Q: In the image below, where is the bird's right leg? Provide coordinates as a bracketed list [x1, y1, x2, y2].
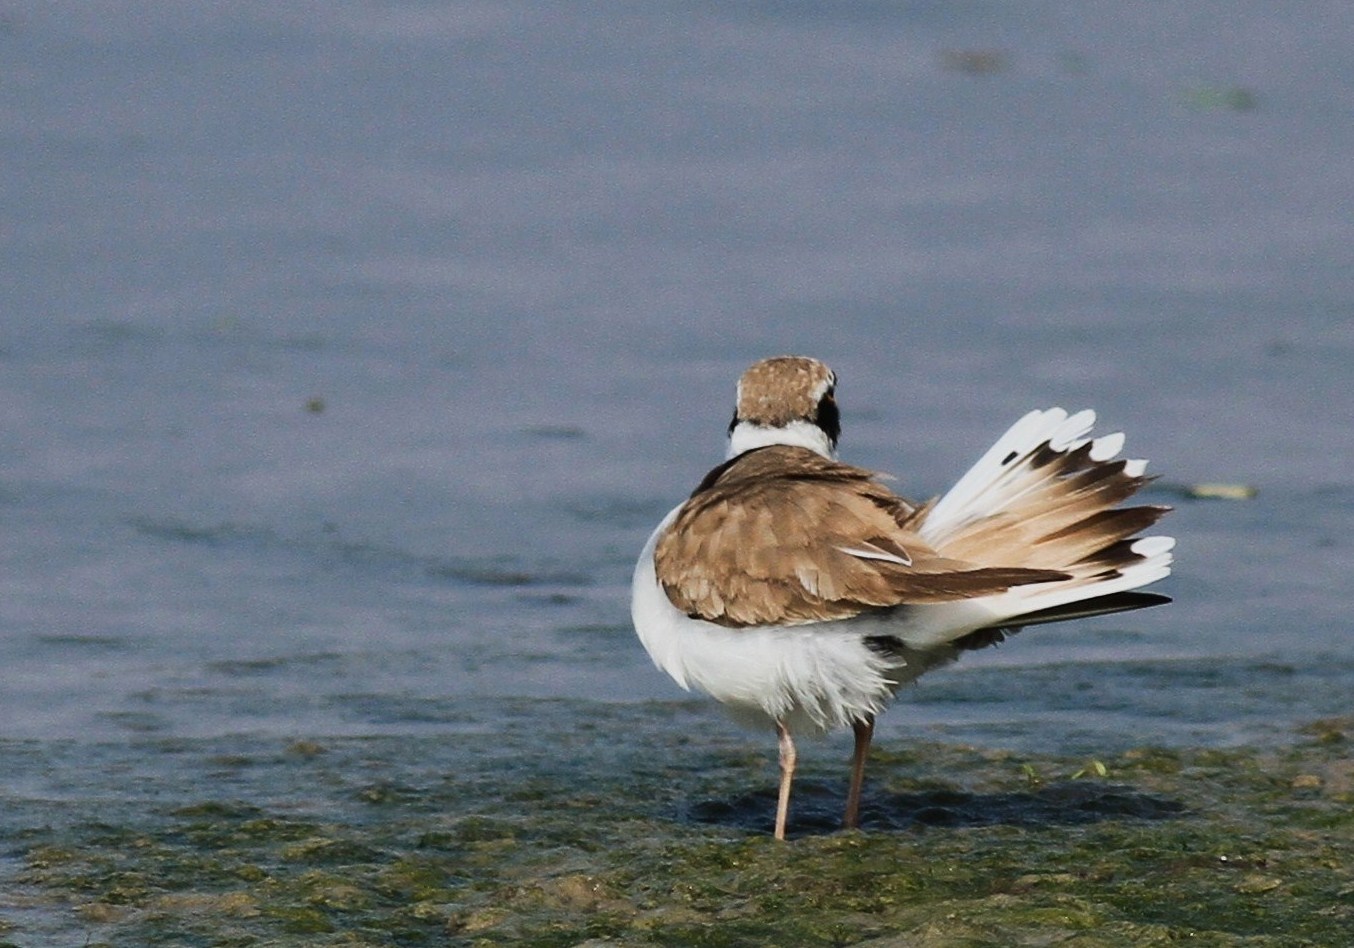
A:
[774, 721, 796, 841]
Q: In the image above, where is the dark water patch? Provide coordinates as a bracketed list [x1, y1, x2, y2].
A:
[206, 652, 346, 678]
[907, 655, 1354, 751]
[320, 694, 495, 729]
[127, 515, 281, 548]
[33, 633, 133, 652]
[425, 558, 592, 588]
[515, 590, 582, 607]
[96, 711, 171, 735]
[558, 622, 632, 640]
[129, 516, 412, 578]
[690, 780, 1184, 837]
[126, 514, 370, 577]
[317, 535, 598, 591]
[521, 423, 587, 439]
[329, 537, 601, 590]
[127, 513, 599, 590]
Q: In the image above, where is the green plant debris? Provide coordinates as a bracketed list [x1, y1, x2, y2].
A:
[1185, 482, 1259, 501]
[2, 713, 1352, 945]
[1154, 481, 1259, 501]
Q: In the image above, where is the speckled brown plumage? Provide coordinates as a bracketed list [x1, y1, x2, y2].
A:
[653, 445, 1070, 628]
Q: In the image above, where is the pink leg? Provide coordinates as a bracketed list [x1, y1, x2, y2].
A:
[844, 716, 874, 830]
[774, 721, 796, 841]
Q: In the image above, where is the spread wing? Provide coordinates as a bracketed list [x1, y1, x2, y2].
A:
[653, 447, 1068, 628]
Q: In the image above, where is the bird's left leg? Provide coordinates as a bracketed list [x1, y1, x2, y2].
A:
[844, 715, 875, 830]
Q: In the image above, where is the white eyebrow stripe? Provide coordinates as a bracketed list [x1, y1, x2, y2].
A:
[836, 545, 913, 567]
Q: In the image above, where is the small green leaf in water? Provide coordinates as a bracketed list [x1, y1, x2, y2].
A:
[1071, 759, 1109, 780]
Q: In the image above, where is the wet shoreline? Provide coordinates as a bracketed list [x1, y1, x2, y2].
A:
[3, 703, 1350, 946]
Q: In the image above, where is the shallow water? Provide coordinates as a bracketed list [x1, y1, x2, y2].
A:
[3, 2, 1353, 943]
[1, 709, 1350, 946]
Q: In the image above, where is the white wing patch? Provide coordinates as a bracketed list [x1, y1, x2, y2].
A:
[836, 544, 913, 567]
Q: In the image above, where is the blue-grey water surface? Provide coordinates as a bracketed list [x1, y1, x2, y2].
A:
[2, 5, 1353, 938]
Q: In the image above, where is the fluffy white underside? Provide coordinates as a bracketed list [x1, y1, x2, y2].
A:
[632, 511, 911, 735]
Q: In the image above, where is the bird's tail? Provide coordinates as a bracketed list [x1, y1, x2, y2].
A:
[913, 408, 1174, 631]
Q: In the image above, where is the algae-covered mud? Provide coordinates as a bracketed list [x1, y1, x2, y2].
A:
[2, 703, 1350, 946]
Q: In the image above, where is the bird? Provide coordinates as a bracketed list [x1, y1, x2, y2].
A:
[631, 355, 1174, 840]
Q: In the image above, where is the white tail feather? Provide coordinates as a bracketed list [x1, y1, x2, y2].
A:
[907, 407, 1173, 646]
[923, 409, 1100, 546]
[980, 537, 1175, 621]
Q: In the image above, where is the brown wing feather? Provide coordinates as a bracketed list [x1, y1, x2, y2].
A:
[927, 443, 1171, 581]
[654, 447, 1068, 628]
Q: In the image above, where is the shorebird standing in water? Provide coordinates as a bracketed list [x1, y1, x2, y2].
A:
[632, 356, 1173, 840]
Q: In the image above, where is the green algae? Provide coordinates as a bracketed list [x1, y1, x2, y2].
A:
[2, 709, 1352, 946]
